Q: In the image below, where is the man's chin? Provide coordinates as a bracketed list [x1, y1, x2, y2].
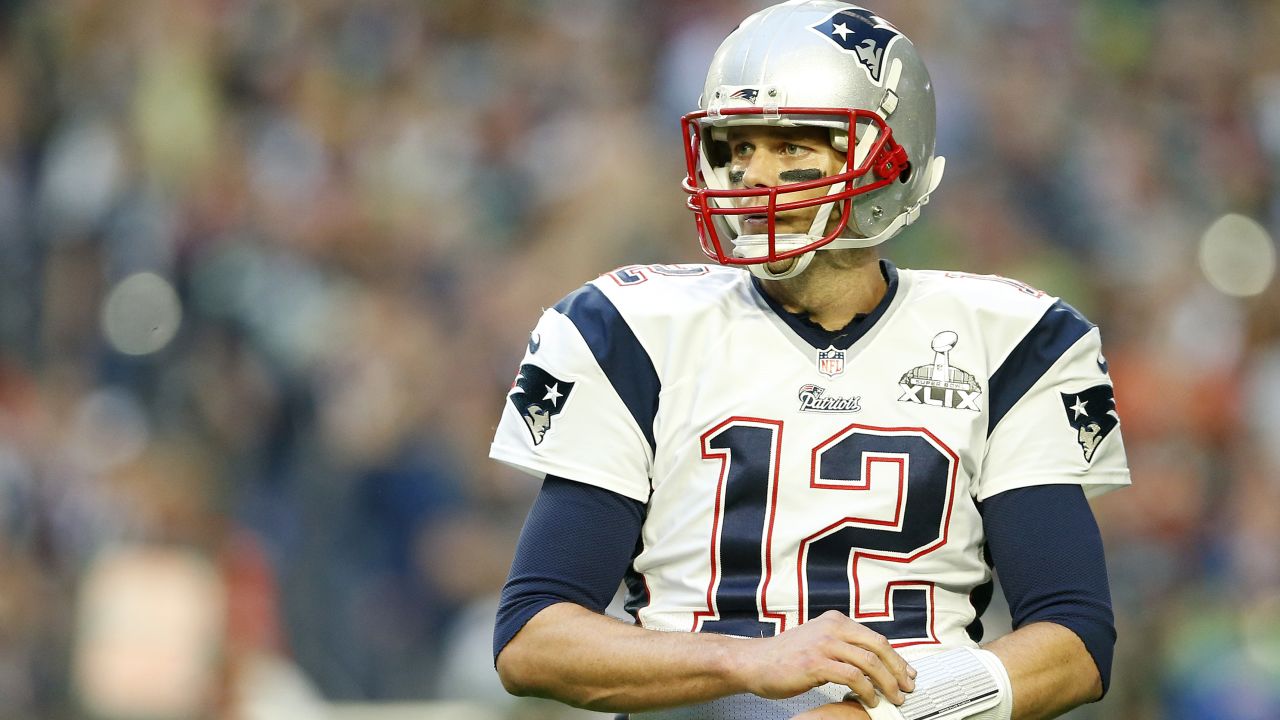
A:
[764, 257, 797, 275]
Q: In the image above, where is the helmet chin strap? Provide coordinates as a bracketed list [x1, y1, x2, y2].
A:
[738, 163, 848, 281]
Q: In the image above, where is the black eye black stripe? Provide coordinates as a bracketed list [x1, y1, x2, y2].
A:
[727, 168, 823, 185]
[779, 168, 823, 182]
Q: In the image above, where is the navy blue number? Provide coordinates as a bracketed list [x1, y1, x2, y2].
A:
[696, 419, 786, 636]
[697, 421, 954, 645]
[802, 430, 952, 644]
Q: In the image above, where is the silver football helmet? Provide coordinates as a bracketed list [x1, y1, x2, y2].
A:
[681, 0, 945, 279]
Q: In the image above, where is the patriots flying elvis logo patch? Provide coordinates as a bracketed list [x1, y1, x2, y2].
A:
[509, 364, 575, 446]
[1060, 385, 1119, 462]
[809, 7, 902, 84]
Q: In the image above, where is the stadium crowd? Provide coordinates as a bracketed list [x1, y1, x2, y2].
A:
[0, 0, 1277, 718]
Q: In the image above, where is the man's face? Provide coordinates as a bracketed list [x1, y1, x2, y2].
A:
[726, 125, 847, 237]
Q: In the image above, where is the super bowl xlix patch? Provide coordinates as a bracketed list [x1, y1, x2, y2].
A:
[897, 331, 982, 411]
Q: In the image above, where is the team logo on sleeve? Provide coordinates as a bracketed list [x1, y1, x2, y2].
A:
[508, 364, 575, 446]
[1061, 385, 1120, 462]
[897, 331, 982, 411]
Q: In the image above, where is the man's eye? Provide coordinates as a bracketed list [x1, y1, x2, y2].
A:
[734, 143, 754, 157]
[784, 144, 804, 156]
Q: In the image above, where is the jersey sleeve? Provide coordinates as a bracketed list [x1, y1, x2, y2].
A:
[978, 304, 1130, 501]
[980, 484, 1116, 694]
[489, 285, 656, 503]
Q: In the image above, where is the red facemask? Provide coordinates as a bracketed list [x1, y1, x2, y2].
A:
[681, 106, 909, 266]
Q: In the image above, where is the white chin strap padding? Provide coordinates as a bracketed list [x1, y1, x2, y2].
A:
[805, 161, 850, 239]
[698, 146, 742, 235]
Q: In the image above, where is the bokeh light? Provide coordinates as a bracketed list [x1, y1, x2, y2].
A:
[1199, 213, 1277, 297]
[101, 272, 183, 356]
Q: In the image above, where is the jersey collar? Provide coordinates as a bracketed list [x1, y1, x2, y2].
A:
[750, 259, 900, 351]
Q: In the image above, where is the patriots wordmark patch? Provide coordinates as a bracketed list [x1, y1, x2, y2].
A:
[809, 7, 902, 84]
[898, 331, 982, 411]
[509, 364, 575, 446]
[1061, 385, 1119, 462]
[798, 384, 861, 413]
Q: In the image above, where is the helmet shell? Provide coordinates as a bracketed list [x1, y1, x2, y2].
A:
[696, 0, 938, 240]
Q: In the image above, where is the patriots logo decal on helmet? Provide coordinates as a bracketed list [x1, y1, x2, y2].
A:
[728, 88, 760, 103]
[509, 364, 575, 446]
[810, 8, 902, 83]
[1061, 385, 1120, 462]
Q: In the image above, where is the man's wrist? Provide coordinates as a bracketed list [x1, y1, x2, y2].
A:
[709, 634, 756, 696]
[852, 647, 1013, 720]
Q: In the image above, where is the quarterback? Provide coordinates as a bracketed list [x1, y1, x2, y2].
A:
[490, 2, 1129, 719]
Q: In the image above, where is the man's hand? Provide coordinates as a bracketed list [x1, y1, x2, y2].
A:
[734, 610, 916, 706]
[791, 701, 872, 719]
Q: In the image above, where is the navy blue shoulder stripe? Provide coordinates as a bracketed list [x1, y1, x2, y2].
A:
[987, 300, 1094, 435]
[554, 284, 660, 454]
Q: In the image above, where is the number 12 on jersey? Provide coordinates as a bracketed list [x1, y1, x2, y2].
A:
[694, 418, 959, 648]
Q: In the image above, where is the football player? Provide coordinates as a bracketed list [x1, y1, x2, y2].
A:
[490, 2, 1129, 719]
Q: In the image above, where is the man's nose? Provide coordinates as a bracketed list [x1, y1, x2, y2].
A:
[740, 153, 779, 188]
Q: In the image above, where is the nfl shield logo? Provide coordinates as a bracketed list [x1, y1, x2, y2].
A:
[817, 346, 846, 378]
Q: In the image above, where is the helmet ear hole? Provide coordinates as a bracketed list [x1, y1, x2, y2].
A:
[899, 162, 912, 183]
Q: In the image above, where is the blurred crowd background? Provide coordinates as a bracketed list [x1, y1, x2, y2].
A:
[0, 0, 1278, 718]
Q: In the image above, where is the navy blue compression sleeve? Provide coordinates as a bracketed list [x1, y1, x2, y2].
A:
[493, 475, 645, 663]
[980, 483, 1116, 695]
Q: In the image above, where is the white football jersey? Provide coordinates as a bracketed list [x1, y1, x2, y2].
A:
[490, 262, 1129, 719]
